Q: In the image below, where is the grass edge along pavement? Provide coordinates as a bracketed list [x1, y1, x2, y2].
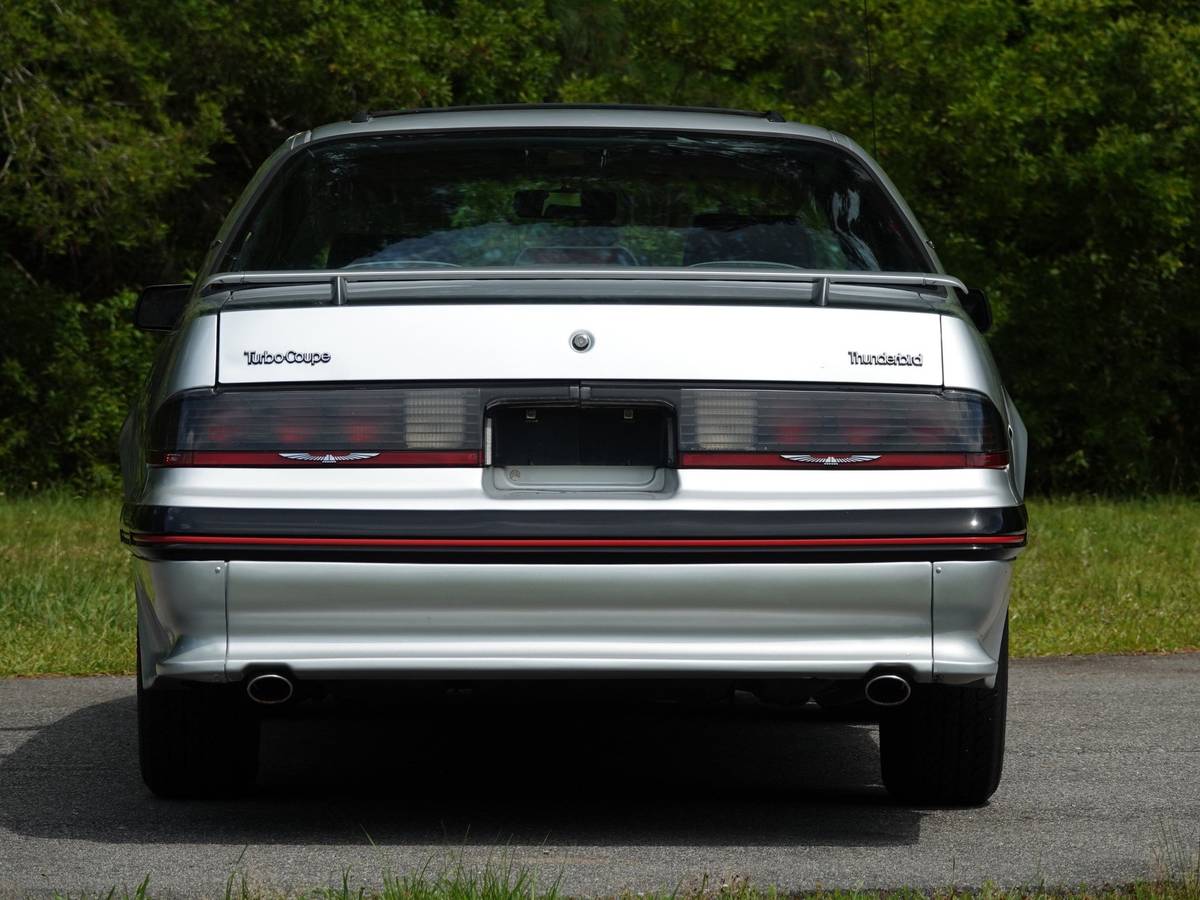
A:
[41, 867, 1200, 900]
[37, 836, 1200, 900]
[2, 494, 1200, 676]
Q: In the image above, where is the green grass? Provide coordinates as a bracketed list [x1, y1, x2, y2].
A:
[0, 493, 132, 676]
[1, 494, 1198, 676]
[1009, 498, 1200, 656]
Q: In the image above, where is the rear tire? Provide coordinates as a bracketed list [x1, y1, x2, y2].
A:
[879, 619, 1008, 805]
[137, 643, 260, 798]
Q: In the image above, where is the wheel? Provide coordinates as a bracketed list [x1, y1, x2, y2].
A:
[137, 640, 260, 798]
[879, 619, 1008, 805]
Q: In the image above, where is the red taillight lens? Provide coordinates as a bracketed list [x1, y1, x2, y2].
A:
[679, 388, 1007, 469]
[149, 388, 482, 466]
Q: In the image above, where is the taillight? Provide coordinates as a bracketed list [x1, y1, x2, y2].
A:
[149, 388, 482, 466]
[678, 388, 1007, 469]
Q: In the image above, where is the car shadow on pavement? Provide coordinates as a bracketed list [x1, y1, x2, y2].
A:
[0, 690, 924, 847]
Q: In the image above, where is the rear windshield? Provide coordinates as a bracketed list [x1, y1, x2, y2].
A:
[226, 131, 929, 273]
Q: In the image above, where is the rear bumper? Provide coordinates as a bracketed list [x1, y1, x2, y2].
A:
[127, 469, 1022, 690]
[134, 554, 1013, 689]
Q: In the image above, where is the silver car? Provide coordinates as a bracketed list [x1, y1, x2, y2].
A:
[122, 104, 1027, 803]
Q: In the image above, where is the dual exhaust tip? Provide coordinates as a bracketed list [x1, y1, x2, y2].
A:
[245, 672, 294, 705]
[864, 673, 912, 707]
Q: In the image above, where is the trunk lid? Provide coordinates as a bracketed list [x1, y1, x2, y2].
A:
[217, 294, 943, 386]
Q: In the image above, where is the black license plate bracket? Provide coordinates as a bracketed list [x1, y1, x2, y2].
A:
[490, 404, 672, 467]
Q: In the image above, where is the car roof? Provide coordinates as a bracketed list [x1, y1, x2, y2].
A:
[297, 104, 840, 147]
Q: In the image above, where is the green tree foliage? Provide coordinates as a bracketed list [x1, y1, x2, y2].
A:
[1, 0, 1196, 493]
[803, 1, 1200, 493]
[0, 0, 556, 490]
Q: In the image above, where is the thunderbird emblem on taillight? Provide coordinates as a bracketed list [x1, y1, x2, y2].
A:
[278, 452, 380, 464]
[781, 454, 881, 466]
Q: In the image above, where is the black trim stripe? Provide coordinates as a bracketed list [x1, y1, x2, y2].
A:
[124, 505, 1027, 541]
[125, 544, 1024, 565]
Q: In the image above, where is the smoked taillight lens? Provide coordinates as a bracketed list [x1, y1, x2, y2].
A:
[149, 387, 482, 466]
[147, 385, 1008, 470]
[678, 388, 1008, 468]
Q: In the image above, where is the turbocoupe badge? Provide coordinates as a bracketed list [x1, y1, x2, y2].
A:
[243, 350, 331, 366]
[781, 454, 882, 466]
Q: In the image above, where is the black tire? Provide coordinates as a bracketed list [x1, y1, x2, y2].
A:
[879, 619, 1008, 805]
[137, 643, 260, 798]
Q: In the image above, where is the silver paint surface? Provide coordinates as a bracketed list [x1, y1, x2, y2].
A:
[134, 557, 227, 687]
[217, 302, 944, 386]
[223, 559, 935, 678]
[133, 555, 1014, 683]
[140, 466, 1020, 512]
[932, 560, 1014, 686]
[155, 313, 218, 400]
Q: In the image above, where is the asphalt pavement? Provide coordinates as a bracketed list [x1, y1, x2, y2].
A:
[0, 654, 1197, 897]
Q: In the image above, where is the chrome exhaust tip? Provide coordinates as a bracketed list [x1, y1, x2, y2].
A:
[864, 674, 912, 707]
[245, 673, 294, 705]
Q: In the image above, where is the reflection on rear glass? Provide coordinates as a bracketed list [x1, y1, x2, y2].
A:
[230, 132, 928, 273]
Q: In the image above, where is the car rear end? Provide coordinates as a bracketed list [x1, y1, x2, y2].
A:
[122, 107, 1026, 803]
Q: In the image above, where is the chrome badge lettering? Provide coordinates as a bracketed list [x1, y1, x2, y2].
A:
[243, 350, 332, 366]
[847, 351, 923, 367]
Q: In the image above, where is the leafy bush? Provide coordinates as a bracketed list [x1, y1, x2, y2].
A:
[0, 269, 152, 490]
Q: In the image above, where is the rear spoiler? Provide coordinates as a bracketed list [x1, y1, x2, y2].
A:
[202, 267, 966, 306]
